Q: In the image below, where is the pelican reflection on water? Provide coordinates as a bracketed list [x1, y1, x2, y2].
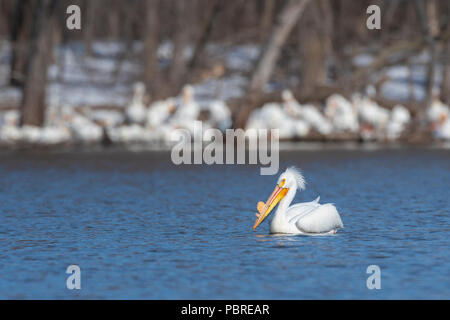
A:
[253, 167, 344, 235]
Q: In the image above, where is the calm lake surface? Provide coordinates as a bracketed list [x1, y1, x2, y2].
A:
[0, 146, 449, 299]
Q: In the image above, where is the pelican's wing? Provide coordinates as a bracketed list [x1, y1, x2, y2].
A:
[285, 197, 321, 223]
[295, 204, 344, 233]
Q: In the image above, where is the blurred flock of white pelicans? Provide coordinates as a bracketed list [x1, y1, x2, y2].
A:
[0, 82, 449, 147]
[248, 89, 450, 142]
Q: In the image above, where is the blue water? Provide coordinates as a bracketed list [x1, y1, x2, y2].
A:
[0, 147, 449, 299]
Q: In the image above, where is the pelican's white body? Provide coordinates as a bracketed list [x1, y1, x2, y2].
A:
[427, 99, 449, 123]
[147, 98, 176, 128]
[356, 96, 390, 129]
[325, 94, 359, 133]
[270, 195, 343, 234]
[435, 118, 450, 140]
[171, 85, 200, 134]
[267, 168, 344, 234]
[281, 90, 332, 135]
[208, 100, 232, 131]
[246, 102, 310, 139]
[126, 82, 147, 124]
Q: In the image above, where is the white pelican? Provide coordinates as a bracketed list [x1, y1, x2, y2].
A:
[281, 89, 303, 118]
[426, 97, 450, 140]
[171, 85, 200, 134]
[245, 102, 310, 139]
[20, 125, 42, 143]
[69, 113, 103, 143]
[147, 97, 176, 128]
[434, 113, 450, 140]
[245, 108, 267, 131]
[208, 100, 232, 132]
[0, 110, 20, 127]
[126, 82, 147, 124]
[252, 167, 343, 234]
[173, 85, 200, 121]
[0, 110, 22, 144]
[356, 96, 390, 128]
[386, 105, 411, 140]
[38, 126, 71, 145]
[325, 94, 359, 133]
[427, 98, 449, 123]
[282, 90, 332, 135]
[0, 124, 22, 143]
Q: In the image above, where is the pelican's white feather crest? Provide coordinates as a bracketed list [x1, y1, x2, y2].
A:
[285, 166, 306, 190]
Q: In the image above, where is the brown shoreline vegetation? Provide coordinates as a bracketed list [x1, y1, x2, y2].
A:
[0, 0, 449, 149]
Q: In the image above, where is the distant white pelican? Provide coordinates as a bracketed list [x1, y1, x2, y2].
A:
[246, 102, 310, 139]
[173, 85, 200, 121]
[282, 90, 332, 135]
[426, 98, 450, 140]
[208, 100, 232, 132]
[386, 105, 411, 140]
[354, 95, 390, 130]
[252, 167, 343, 234]
[147, 97, 176, 128]
[427, 98, 449, 123]
[126, 82, 147, 124]
[434, 113, 450, 140]
[325, 94, 359, 133]
[171, 85, 200, 134]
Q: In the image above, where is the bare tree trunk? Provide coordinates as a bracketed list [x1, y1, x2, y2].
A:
[440, 17, 450, 104]
[422, 0, 439, 128]
[8, 0, 31, 87]
[83, 0, 96, 57]
[107, 0, 120, 39]
[424, 43, 437, 103]
[249, 0, 311, 93]
[407, 57, 416, 102]
[234, 0, 311, 129]
[143, 0, 161, 98]
[381, 0, 401, 43]
[169, 0, 190, 95]
[20, 0, 57, 127]
[438, 0, 450, 104]
[111, 2, 134, 84]
[298, 0, 330, 96]
[259, 0, 275, 41]
[442, 37, 450, 104]
[186, 0, 223, 77]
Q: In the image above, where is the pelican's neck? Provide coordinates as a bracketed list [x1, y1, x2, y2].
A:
[274, 184, 297, 218]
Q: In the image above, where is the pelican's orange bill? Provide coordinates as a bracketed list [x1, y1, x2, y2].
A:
[252, 181, 288, 230]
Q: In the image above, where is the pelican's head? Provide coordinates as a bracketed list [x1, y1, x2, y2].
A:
[252, 167, 305, 230]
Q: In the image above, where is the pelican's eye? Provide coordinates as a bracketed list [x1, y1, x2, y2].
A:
[279, 179, 286, 188]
